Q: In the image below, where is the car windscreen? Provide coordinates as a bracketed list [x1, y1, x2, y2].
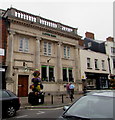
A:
[64, 95, 113, 119]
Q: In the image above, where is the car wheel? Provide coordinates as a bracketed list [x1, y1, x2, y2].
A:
[6, 106, 16, 117]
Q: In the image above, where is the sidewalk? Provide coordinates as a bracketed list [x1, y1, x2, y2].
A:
[20, 92, 83, 109]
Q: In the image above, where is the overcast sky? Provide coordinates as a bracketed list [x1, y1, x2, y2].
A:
[0, 0, 114, 41]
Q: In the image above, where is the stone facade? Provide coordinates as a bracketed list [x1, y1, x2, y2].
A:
[3, 8, 82, 96]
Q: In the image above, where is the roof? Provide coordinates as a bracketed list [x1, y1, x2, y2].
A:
[84, 37, 105, 44]
[87, 90, 115, 98]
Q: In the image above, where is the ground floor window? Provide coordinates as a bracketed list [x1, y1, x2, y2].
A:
[85, 72, 109, 90]
[63, 67, 73, 82]
[41, 65, 55, 82]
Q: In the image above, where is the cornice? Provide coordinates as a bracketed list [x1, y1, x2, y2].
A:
[8, 16, 81, 40]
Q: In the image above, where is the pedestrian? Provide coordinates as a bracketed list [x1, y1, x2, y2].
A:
[69, 83, 75, 101]
[66, 83, 71, 98]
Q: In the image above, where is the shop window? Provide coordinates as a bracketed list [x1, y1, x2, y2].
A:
[63, 68, 68, 82]
[68, 68, 73, 82]
[49, 66, 54, 81]
[63, 67, 73, 82]
[41, 65, 47, 81]
[41, 65, 54, 82]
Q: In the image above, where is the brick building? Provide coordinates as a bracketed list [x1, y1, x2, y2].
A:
[0, 9, 8, 89]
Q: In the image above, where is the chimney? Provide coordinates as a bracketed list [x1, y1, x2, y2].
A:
[106, 37, 114, 42]
[85, 32, 95, 39]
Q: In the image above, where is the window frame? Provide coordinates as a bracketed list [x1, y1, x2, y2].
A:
[43, 42, 52, 56]
[19, 37, 29, 52]
[87, 58, 91, 69]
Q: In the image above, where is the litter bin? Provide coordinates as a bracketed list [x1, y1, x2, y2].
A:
[28, 92, 44, 105]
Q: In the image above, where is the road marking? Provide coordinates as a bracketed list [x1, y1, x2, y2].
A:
[15, 115, 28, 118]
[27, 107, 63, 111]
[36, 111, 45, 115]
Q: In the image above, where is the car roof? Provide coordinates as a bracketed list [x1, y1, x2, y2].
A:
[86, 90, 115, 98]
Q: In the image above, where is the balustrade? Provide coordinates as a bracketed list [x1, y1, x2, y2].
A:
[7, 8, 77, 34]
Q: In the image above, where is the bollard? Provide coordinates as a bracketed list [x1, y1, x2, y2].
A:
[62, 94, 64, 103]
[51, 95, 53, 104]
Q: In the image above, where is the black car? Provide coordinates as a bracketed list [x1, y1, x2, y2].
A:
[59, 90, 115, 120]
[0, 89, 21, 118]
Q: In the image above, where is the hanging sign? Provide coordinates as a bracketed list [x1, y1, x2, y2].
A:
[0, 48, 5, 56]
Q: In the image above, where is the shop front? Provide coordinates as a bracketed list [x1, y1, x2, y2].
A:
[85, 72, 109, 90]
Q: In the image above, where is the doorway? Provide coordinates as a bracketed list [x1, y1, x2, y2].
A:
[18, 75, 29, 97]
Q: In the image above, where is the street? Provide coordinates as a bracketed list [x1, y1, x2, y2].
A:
[4, 107, 64, 119]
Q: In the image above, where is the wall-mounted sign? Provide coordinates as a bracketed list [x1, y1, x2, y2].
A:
[0, 48, 5, 56]
[0, 68, 5, 72]
[42, 32, 56, 38]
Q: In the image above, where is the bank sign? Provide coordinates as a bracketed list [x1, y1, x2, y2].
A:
[0, 48, 5, 56]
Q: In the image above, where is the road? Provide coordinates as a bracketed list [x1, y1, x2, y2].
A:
[4, 107, 64, 119]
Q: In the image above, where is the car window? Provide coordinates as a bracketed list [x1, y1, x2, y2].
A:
[7, 90, 16, 97]
[65, 95, 113, 119]
[2, 91, 10, 98]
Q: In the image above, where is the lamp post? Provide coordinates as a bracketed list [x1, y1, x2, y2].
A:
[107, 56, 111, 75]
[47, 58, 51, 82]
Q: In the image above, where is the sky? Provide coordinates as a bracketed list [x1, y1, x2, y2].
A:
[0, 0, 114, 41]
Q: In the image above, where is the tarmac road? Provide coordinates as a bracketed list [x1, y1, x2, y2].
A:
[4, 107, 64, 119]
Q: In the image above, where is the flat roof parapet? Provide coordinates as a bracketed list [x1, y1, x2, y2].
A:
[3, 7, 79, 36]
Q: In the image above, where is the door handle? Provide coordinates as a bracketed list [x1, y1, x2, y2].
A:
[18, 85, 23, 87]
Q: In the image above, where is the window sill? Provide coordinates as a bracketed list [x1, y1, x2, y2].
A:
[102, 69, 106, 71]
[87, 67, 92, 69]
[95, 68, 100, 70]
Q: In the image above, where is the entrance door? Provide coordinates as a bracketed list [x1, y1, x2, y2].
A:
[18, 75, 29, 97]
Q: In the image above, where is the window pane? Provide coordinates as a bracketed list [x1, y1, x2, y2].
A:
[87, 58, 91, 68]
[19, 39, 23, 51]
[64, 46, 66, 58]
[44, 42, 47, 55]
[67, 47, 70, 58]
[95, 59, 98, 69]
[102, 60, 105, 70]
[48, 43, 51, 55]
[24, 39, 29, 52]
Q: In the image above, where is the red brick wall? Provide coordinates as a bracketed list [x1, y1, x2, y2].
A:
[0, 18, 7, 65]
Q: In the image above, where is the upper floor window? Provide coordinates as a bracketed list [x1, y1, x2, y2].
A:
[87, 58, 91, 68]
[102, 60, 105, 70]
[63, 46, 70, 58]
[111, 47, 115, 54]
[95, 59, 99, 69]
[113, 58, 115, 69]
[19, 38, 29, 52]
[44, 42, 52, 56]
[88, 42, 92, 48]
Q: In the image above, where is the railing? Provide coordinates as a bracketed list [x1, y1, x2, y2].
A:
[5, 8, 77, 34]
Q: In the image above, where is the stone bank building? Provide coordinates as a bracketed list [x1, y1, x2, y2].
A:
[1, 8, 82, 96]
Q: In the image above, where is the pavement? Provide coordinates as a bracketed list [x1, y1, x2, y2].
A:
[20, 92, 83, 109]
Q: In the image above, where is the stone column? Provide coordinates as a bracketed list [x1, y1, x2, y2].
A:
[57, 42, 63, 82]
[6, 30, 15, 91]
[35, 37, 41, 70]
[75, 44, 81, 82]
[7, 30, 15, 78]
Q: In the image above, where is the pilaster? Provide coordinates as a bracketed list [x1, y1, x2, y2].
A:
[57, 41, 63, 82]
[35, 36, 41, 70]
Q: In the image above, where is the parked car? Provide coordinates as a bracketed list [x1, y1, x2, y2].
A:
[59, 90, 115, 120]
[0, 89, 21, 118]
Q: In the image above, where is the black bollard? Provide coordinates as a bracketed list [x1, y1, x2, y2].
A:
[62, 94, 64, 103]
[51, 95, 53, 104]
